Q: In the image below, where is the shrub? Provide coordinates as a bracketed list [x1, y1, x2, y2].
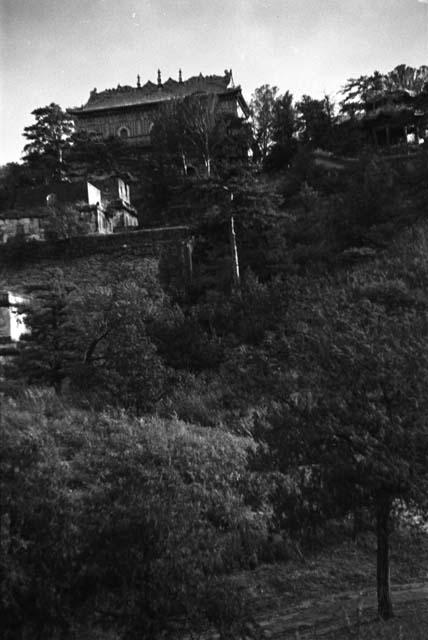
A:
[1, 391, 262, 638]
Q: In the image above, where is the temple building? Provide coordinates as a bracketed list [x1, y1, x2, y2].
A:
[68, 69, 249, 145]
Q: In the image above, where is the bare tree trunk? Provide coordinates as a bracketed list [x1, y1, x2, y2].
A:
[376, 493, 393, 620]
[180, 148, 187, 175]
[205, 156, 211, 177]
[229, 215, 240, 289]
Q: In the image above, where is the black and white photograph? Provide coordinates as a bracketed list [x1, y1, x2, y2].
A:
[1, 1, 428, 638]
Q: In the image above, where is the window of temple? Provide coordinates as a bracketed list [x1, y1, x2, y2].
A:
[118, 126, 130, 139]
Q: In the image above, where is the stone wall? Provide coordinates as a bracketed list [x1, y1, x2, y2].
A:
[0, 226, 194, 294]
[0, 216, 46, 243]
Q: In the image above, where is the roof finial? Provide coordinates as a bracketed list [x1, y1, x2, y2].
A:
[179, 68, 183, 83]
[157, 69, 162, 87]
[224, 69, 234, 87]
[137, 74, 141, 88]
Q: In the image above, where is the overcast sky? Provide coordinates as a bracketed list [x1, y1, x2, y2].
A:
[1, 0, 427, 164]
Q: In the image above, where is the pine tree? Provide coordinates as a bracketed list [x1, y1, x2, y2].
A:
[11, 273, 79, 393]
[22, 103, 74, 183]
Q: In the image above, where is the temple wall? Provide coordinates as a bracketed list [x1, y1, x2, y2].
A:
[75, 94, 239, 142]
[78, 107, 156, 141]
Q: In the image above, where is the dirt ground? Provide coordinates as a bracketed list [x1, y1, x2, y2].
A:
[224, 530, 428, 639]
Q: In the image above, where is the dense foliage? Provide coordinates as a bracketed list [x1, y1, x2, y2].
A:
[1, 392, 263, 638]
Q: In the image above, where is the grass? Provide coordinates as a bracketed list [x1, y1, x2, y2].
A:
[228, 528, 428, 639]
[234, 528, 427, 599]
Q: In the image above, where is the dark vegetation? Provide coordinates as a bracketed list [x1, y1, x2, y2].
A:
[1, 63, 428, 638]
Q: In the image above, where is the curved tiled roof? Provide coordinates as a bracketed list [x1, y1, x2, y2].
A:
[71, 71, 237, 113]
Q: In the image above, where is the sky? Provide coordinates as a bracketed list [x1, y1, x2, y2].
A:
[1, 0, 427, 165]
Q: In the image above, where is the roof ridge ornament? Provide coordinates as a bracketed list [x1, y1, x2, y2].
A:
[157, 69, 162, 87]
[225, 69, 234, 88]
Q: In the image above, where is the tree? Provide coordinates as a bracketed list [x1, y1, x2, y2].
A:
[329, 154, 398, 249]
[265, 90, 297, 170]
[10, 272, 79, 393]
[151, 94, 252, 180]
[150, 101, 189, 173]
[152, 94, 250, 178]
[76, 265, 173, 412]
[295, 95, 335, 149]
[10, 263, 175, 412]
[0, 162, 35, 209]
[22, 103, 74, 183]
[271, 91, 295, 146]
[181, 93, 220, 177]
[340, 71, 385, 116]
[257, 270, 428, 619]
[211, 115, 253, 177]
[250, 85, 279, 163]
[383, 64, 428, 93]
[65, 130, 129, 177]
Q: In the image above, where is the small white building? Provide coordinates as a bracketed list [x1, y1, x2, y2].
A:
[86, 177, 139, 233]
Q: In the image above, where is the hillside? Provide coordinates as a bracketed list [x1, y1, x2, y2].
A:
[2, 147, 428, 639]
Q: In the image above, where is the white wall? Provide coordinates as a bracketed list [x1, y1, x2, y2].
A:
[87, 182, 101, 206]
[0, 293, 30, 341]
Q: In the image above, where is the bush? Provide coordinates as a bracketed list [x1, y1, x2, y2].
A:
[1, 391, 263, 638]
